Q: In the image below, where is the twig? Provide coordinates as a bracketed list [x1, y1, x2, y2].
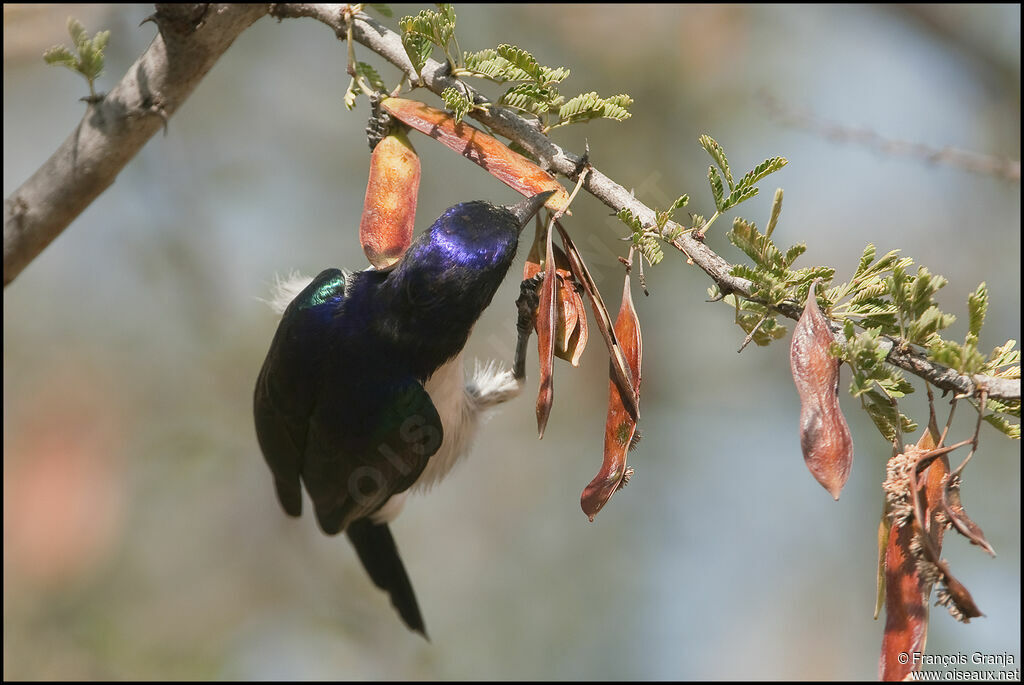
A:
[758, 91, 1020, 182]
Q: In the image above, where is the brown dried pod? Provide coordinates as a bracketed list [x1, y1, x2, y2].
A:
[880, 427, 946, 681]
[379, 97, 571, 213]
[535, 219, 557, 439]
[359, 128, 420, 269]
[523, 222, 588, 367]
[581, 274, 641, 521]
[789, 280, 853, 499]
[554, 222, 638, 423]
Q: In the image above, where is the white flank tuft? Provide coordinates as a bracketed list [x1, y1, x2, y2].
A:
[264, 271, 315, 315]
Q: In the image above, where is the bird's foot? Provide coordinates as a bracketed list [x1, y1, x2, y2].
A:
[513, 274, 544, 380]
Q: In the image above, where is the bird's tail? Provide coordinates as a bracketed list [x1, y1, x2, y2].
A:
[346, 519, 428, 639]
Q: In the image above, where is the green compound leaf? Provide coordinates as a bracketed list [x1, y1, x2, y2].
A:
[736, 310, 787, 346]
[986, 340, 1021, 376]
[442, 86, 471, 123]
[736, 156, 788, 190]
[655, 195, 690, 232]
[496, 43, 543, 82]
[783, 243, 807, 267]
[968, 282, 988, 339]
[708, 166, 725, 211]
[848, 280, 888, 305]
[984, 413, 1021, 439]
[906, 305, 956, 346]
[463, 49, 519, 81]
[766, 188, 783, 238]
[539, 65, 571, 84]
[855, 244, 877, 279]
[43, 45, 77, 68]
[668, 194, 690, 213]
[500, 82, 557, 116]
[633, 233, 664, 265]
[728, 217, 782, 271]
[862, 389, 917, 442]
[355, 62, 386, 92]
[721, 184, 759, 211]
[400, 6, 455, 46]
[68, 17, 87, 48]
[699, 134, 733, 190]
[43, 17, 109, 97]
[985, 397, 1021, 418]
[908, 266, 948, 319]
[617, 208, 645, 233]
[557, 92, 632, 125]
[401, 32, 433, 76]
[399, 5, 456, 73]
[788, 266, 836, 289]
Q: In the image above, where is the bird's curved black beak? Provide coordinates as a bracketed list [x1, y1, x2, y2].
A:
[505, 190, 557, 233]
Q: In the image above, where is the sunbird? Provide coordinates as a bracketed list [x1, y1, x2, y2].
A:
[254, 191, 553, 636]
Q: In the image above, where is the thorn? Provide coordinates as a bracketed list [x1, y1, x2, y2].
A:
[571, 143, 591, 180]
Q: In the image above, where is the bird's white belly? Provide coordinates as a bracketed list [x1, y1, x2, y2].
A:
[370, 353, 522, 523]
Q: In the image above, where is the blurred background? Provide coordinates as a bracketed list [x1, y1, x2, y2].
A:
[3, 4, 1019, 680]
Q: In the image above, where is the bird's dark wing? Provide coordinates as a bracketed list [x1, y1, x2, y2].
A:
[254, 268, 348, 517]
[301, 371, 443, 535]
[346, 519, 428, 637]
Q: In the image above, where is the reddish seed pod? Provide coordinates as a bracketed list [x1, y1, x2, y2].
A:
[379, 97, 571, 214]
[523, 223, 588, 367]
[359, 128, 420, 269]
[535, 220, 557, 439]
[581, 274, 641, 521]
[789, 280, 853, 499]
[879, 428, 945, 681]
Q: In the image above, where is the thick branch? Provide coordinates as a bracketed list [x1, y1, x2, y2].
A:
[3, 3, 268, 287]
[272, 5, 1020, 403]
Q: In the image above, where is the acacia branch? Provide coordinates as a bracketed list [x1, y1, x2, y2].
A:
[3, 3, 268, 287]
[273, 4, 1020, 404]
[6, 4, 1019, 405]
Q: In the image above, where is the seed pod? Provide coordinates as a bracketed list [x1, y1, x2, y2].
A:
[359, 128, 420, 269]
[535, 219, 556, 439]
[879, 427, 944, 681]
[581, 274, 641, 521]
[379, 97, 571, 214]
[523, 221, 588, 367]
[789, 280, 853, 499]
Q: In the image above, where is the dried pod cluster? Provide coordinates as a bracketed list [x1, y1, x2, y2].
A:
[359, 127, 420, 269]
[878, 419, 990, 680]
[789, 280, 853, 499]
[523, 230, 588, 368]
[517, 215, 643, 520]
[879, 428, 947, 681]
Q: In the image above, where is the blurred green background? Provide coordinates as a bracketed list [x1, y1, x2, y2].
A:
[4, 4, 1019, 680]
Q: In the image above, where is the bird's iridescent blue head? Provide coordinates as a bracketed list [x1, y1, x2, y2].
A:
[387, 191, 552, 296]
[418, 191, 554, 270]
[370, 191, 554, 342]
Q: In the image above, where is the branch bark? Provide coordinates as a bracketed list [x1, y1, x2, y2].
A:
[6, 3, 1019, 405]
[3, 3, 268, 287]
